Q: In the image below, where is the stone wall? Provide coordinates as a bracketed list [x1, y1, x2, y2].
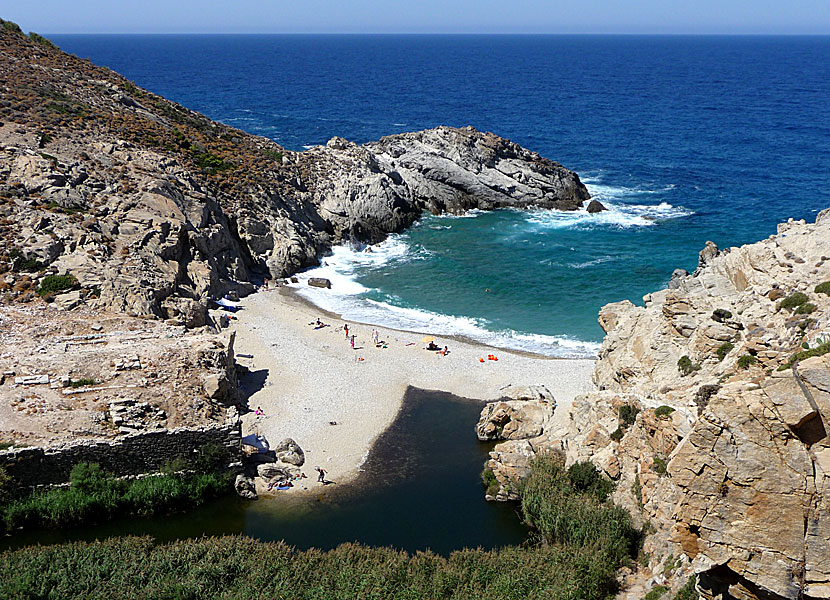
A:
[0, 420, 241, 490]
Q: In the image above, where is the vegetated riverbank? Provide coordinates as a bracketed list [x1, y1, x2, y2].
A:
[0, 446, 232, 535]
[0, 454, 684, 600]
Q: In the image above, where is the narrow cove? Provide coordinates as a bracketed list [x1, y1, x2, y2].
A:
[1, 388, 528, 554]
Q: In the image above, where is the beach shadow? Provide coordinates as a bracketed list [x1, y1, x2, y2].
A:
[239, 368, 269, 404]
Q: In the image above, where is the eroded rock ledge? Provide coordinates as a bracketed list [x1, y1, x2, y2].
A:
[485, 210, 830, 600]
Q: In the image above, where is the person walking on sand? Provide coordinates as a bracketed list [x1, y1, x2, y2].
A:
[315, 466, 326, 482]
[344, 323, 349, 338]
[350, 334, 356, 349]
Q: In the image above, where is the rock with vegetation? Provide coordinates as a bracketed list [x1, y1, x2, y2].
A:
[565, 211, 830, 600]
[0, 24, 589, 320]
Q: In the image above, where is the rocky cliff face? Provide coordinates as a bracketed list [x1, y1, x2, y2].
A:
[0, 26, 588, 322]
[571, 211, 830, 600]
[480, 211, 830, 600]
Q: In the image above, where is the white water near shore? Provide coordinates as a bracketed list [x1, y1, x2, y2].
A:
[283, 182, 692, 358]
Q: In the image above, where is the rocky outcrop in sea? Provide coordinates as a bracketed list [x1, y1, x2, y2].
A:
[0, 27, 589, 322]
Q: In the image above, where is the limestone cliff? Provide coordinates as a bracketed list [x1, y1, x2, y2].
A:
[0, 26, 588, 322]
[481, 211, 830, 600]
[573, 211, 830, 600]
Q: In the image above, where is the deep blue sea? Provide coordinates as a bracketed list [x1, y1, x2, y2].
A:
[51, 34, 830, 355]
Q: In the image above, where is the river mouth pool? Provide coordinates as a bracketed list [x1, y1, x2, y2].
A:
[1, 388, 528, 555]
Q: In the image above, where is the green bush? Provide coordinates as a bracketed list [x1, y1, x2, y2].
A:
[652, 456, 668, 476]
[816, 282, 830, 296]
[779, 340, 830, 370]
[610, 427, 624, 442]
[779, 292, 808, 310]
[28, 32, 56, 48]
[619, 404, 640, 427]
[263, 148, 285, 162]
[795, 303, 816, 315]
[1, 463, 230, 534]
[643, 585, 670, 600]
[0, 534, 624, 600]
[481, 467, 499, 497]
[567, 461, 615, 503]
[654, 406, 675, 419]
[37, 274, 77, 296]
[711, 309, 732, 322]
[0, 19, 23, 34]
[0, 454, 641, 600]
[520, 454, 638, 568]
[69, 462, 110, 495]
[674, 575, 700, 600]
[715, 341, 734, 361]
[193, 151, 231, 172]
[737, 354, 758, 369]
[69, 378, 95, 388]
[677, 355, 701, 376]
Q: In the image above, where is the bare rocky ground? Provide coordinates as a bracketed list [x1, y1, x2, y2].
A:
[0, 303, 238, 450]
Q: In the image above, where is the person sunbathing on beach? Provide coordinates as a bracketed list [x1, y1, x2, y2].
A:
[426, 341, 440, 351]
[440, 346, 449, 356]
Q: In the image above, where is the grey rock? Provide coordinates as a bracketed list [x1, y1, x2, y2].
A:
[586, 199, 607, 213]
[234, 473, 257, 500]
[308, 277, 331, 289]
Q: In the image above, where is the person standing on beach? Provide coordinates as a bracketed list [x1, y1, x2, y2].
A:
[372, 329, 379, 346]
[315, 466, 326, 482]
[350, 334, 356, 349]
[344, 324, 349, 338]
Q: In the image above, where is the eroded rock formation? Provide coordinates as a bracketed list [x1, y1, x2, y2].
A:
[491, 211, 830, 600]
[0, 27, 589, 323]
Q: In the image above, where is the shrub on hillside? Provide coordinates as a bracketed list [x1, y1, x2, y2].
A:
[737, 354, 758, 369]
[715, 342, 734, 361]
[654, 406, 675, 419]
[37, 274, 77, 296]
[677, 355, 701, 376]
[795, 303, 816, 315]
[567, 461, 615, 502]
[816, 282, 830, 295]
[779, 292, 808, 310]
[619, 404, 640, 427]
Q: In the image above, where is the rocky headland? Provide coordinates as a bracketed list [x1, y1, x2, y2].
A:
[479, 210, 830, 600]
[0, 24, 589, 323]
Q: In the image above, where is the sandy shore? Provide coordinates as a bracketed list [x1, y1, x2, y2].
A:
[227, 287, 596, 495]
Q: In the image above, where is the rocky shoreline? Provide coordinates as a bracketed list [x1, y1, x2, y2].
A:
[475, 210, 830, 600]
[0, 25, 592, 325]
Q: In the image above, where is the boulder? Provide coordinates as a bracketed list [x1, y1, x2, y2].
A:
[234, 473, 257, 500]
[308, 278, 331, 289]
[273, 438, 305, 467]
[475, 397, 552, 442]
[586, 199, 607, 213]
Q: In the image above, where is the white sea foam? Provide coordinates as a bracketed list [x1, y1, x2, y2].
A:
[524, 181, 693, 230]
[287, 237, 600, 358]
[568, 255, 617, 269]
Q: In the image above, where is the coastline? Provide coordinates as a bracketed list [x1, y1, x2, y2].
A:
[227, 286, 596, 497]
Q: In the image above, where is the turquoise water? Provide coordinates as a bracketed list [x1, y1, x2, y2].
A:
[50, 34, 830, 355]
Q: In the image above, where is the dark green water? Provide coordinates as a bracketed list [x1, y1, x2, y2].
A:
[1, 389, 527, 555]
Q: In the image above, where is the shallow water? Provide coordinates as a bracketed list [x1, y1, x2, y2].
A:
[1, 388, 527, 555]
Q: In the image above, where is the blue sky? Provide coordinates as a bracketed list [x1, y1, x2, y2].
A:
[3, 0, 829, 34]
